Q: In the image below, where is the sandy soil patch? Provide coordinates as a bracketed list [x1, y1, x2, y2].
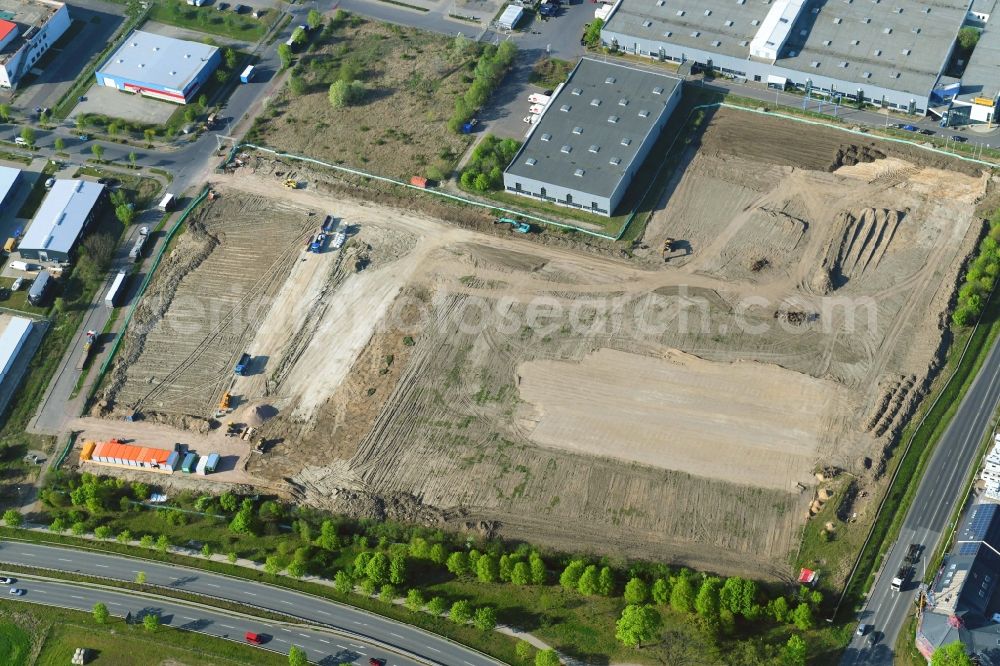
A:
[518, 348, 850, 491]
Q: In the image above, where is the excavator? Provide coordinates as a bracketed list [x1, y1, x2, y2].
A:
[662, 238, 676, 262]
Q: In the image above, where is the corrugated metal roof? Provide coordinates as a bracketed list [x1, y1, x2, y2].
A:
[0, 19, 16, 41]
[0, 316, 32, 381]
[19, 180, 104, 256]
[0, 165, 19, 204]
[98, 30, 219, 93]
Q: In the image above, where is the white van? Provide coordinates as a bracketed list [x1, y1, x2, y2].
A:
[14, 137, 27, 146]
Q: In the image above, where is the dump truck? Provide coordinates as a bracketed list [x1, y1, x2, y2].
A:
[321, 215, 337, 233]
[904, 543, 922, 565]
[75, 331, 97, 371]
[891, 565, 912, 592]
[309, 233, 326, 253]
[234, 353, 251, 375]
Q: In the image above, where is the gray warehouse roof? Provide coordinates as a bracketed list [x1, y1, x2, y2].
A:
[959, 2, 1000, 103]
[0, 315, 31, 383]
[603, 0, 968, 98]
[505, 58, 681, 199]
[98, 30, 219, 92]
[0, 164, 19, 202]
[19, 179, 104, 256]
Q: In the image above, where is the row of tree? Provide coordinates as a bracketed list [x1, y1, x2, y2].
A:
[448, 41, 517, 133]
[953, 212, 1000, 326]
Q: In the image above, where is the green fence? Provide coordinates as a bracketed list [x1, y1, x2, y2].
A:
[86, 187, 210, 405]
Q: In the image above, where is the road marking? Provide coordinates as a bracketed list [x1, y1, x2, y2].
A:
[299, 633, 309, 638]
[22, 553, 36, 557]
[58, 558, 72, 563]
[336, 644, 347, 650]
[315, 609, 329, 615]
[390, 633, 403, 639]
[274, 638, 287, 644]
[426, 647, 440, 653]
[280, 627, 291, 632]
[352, 621, 364, 626]
[319, 639, 330, 644]
[182, 616, 197, 621]
[356, 650, 366, 656]
[70, 595, 84, 600]
[244, 591, 256, 596]
[206, 583, 220, 588]
[220, 624, 235, 629]
[94, 564, 109, 568]
[279, 600, 292, 605]
[108, 602, 121, 606]
[464, 661, 475, 665]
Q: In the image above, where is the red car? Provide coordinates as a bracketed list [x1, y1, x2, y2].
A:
[369, 659, 385, 666]
[245, 632, 263, 645]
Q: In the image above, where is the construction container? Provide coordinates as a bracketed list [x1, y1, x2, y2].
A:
[165, 450, 180, 473]
[205, 453, 220, 473]
[27, 270, 51, 307]
[80, 441, 96, 461]
[195, 456, 209, 475]
[410, 176, 428, 188]
[181, 452, 198, 473]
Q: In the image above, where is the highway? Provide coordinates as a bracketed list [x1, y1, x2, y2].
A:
[840, 333, 1000, 664]
[2, 575, 421, 666]
[0, 540, 500, 666]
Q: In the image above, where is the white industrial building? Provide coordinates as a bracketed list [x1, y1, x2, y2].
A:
[599, 0, 991, 117]
[0, 0, 71, 89]
[0, 165, 19, 211]
[502, 58, 682, 216]
[0, 316, 33, 387]
[18, 179, 105, 263]
[95, 30, 221, 104]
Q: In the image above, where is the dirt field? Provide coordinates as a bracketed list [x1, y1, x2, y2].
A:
[249, 17, 474, 181]
[93, 108, 991, 580]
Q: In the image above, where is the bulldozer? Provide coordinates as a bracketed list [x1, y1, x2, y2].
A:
[284, 179, 298, 189]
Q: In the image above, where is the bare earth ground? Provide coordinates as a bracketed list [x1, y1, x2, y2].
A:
[89, 108, 989, 580]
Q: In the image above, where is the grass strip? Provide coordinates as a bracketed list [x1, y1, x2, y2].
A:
[1, 564, 295, 624]
[372, 0, 431, 11]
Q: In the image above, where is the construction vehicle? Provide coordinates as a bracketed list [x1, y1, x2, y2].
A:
[904, 543, 922, 565]
[241, 425, 258, 441]
[284, 179, 298, 189]
[225, 421, 240, 437]
[497, 217, 531, 233]
[234, 353, 251, 376]
[218, 392, 231, 411]
[321, 215, 337, 233]
[309, 232, 326, 253]
[662, 238, 677, 261]
[75, 331, 97, 371]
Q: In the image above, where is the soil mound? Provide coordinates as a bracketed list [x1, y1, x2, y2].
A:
[243, 403, 278, 427]
[829, 144, 886, 171]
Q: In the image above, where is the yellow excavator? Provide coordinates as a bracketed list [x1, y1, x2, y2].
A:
[662, 238, 676, 261]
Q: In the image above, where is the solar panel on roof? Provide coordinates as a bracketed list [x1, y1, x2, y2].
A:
[964, 504, 998, 540]
[959, 542, 981, 555]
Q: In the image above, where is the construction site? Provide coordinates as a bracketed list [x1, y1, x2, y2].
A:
[88, 107, 991, 579]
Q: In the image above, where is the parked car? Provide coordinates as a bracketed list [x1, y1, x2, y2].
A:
[368, 659, 385, 666]
[900, 124, 918, 132]
[919, 128, 935, 135]
[8, 588, 24, 596]
[78, 134, 89, 142]
[856, 623, 871, 636]
[952, 134, 968, 143]
[0, 577, 15, 585]
[44, 177, 55, 188]
[11, 277, 23, 292]
[217, 2, 229, 9]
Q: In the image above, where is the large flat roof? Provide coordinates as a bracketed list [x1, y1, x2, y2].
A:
[505, 58, 681, 199]
[20, 179, 104, 255]
[0, 315, 32, 381]
[98, 30, 218, 93]
[959, 2, 1000, 103]
[0, 164, 19, 202]
[0, 0, 64, 63]
[603, 0, 968, 98]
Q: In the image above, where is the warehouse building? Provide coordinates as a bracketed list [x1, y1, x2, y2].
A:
[948, 1, 1000, 125]
[916, 502, 1000, 663]
[503, 58, 682, 216]
[18, 179, 105, 263]
[82, 439, 178, 473]
[0, 0, 71, 89]
[0, 316, 32, 388]
[600, 0, 974, 115]
[0, 165, 20, 211]
[95, 30, 220, 104]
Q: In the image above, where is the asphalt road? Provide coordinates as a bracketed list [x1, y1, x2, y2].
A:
[2, 575, 422, 666]
[0, 541, 500, 666]
[840, 333, 1000, 664]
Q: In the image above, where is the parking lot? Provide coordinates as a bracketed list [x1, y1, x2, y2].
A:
[9, 0, 125, 115]
[70, 85, 177, 125]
